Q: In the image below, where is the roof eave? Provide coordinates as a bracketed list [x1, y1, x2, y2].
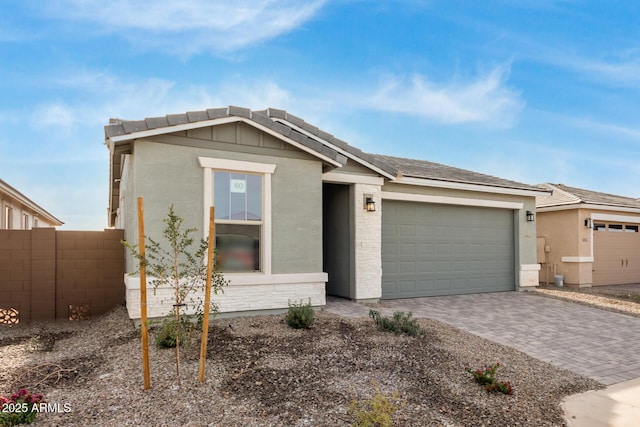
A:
[0, 180, 64, 226]
[537, 202, 640, 213]
[271, 118, 396, 180]
[105, 116, 344, 168]
[395, 176, 549, 197]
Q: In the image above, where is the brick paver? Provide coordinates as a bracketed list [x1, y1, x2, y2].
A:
[324, 292, 640, 385]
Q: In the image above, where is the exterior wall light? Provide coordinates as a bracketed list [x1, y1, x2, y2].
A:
[364, 195, 376, 212]
[584, 218, 592, 228]
[526, 210, 535, 222]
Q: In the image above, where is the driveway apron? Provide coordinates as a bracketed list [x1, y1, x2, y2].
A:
[324, 292, 640, 386]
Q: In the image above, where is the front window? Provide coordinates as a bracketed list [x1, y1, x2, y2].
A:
[213, 172, 262, 271]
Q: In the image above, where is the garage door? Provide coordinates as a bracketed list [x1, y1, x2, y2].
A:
[382, 200, 515, 299]
[593, 222, 640, 286]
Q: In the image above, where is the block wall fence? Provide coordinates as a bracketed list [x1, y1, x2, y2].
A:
[0, 228, 125, 323]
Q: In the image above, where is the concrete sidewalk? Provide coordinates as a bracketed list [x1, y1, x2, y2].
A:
[563, 377, 640, 427]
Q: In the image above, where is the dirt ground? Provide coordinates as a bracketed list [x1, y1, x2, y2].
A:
[1, 306, 601, 427]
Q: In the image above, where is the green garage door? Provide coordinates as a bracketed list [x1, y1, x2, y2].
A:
[382, 200, 515, 299]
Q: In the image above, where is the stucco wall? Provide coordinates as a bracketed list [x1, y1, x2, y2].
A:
[536, 209, 585, 285]
[0, 198, 58, 230]
[124, 136, 323, 275]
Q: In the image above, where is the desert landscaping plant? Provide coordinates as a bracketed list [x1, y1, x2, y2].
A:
[368, 309, 425, 337]
[465, 362, 513, 395]
[0, 389, 44, 426]
[123, 205, 227, 381]
[349, 382, 404, 427]
[286, 299, 315, 329]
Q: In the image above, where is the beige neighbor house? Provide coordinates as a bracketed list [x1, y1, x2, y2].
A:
[105, 106, 548, 320]
[0, 179, 63, 229]
[536, 183, 640, 286]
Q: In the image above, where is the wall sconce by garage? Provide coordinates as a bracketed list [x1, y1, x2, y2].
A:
[584, 218, 592, 228]
[526, 210, 535, 222]
[364, 194, 376, 212]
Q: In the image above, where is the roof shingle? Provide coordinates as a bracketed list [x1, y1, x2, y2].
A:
[537, 183, 640, 209]
[104, 105, 543, 192]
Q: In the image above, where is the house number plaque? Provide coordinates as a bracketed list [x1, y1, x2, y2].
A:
[230, 179, 247, 193]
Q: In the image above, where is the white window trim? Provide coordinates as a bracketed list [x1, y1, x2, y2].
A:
[199, 157, 276, 275]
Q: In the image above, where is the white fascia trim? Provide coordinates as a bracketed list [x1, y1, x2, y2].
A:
[200, 157, 276, 275]
[592, 213, 640, 224]
[124, 272, 328, 289]
[538, 204, 640, 214]
[322, 171, 384, 186]
[396, 176, 546, 197]
[561, 256, 594, 263]
[520, 264, 541, 271]
[273, 118, 396, 180]
[111, 116, 343, 168]
[536, 203, 581, 211]
[382, 191, 524, 210]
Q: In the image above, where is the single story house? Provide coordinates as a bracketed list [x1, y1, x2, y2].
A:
[1, 179, 63, 229]
[104, 106, 547, 319]
[536, 183, 640, 286]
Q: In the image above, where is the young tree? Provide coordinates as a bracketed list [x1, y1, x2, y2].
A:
[123, 205, 227, 384]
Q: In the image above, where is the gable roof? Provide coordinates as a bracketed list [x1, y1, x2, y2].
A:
[371, 153, 544, 192]
[0, 179, 64, 226]
[105, 106, 547, 225]
[105, 106, 348, 168]
[537, 183, 640, 210]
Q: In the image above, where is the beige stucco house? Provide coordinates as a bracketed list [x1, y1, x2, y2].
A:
[105, 106, 547, 320]
[0, 179, 63, 229]
[536, 183, 640, 286]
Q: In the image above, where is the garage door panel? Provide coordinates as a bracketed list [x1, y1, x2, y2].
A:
[399, 242, 416, 255]
[417, 225, 434, 238]
[417, 261, 434, 272]
[593, 226, 640, 285]
[398, 261, 416, 273]
[382, 200, 514, 299]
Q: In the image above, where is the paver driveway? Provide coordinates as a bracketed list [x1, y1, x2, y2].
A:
[324, 292, 640, 385]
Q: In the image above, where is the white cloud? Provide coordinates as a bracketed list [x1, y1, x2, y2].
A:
[551, 53, 640, 87]
[43, 0, 327, 54]
[365, 66, 524, 127]
[30, 71, 297, 130]
[34, 102, 77, 127]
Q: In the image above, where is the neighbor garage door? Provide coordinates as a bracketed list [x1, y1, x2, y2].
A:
[382, 200, 515, 299]
[592, 222, 640, 286]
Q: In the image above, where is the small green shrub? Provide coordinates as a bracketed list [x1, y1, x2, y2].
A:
[368, 309, 425, 337]
[286, 299, 315, 329]
[465, 362, 513, 395]
[350, 383, 403, 427]
[155, 317, 196, 348]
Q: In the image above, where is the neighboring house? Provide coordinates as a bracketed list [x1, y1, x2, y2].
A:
[0, 179, 63, 229]
[536, 183, 640, 286]
[104, 106, 547, 319]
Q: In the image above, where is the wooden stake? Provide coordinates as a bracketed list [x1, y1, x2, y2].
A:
[198, 206, 215, 383]
[137, 197, 151, 390]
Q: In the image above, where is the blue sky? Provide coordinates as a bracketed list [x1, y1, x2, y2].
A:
[1, 1, 639, 229]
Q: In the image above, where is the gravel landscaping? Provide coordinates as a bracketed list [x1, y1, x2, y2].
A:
[1, 304, 603, 427]
[533, 284, 640, 317]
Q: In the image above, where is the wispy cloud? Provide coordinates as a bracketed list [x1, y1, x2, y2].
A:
[365, 65, 524, 127]
[30, 71, 296, 129]
[43, 0, 327, 54]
